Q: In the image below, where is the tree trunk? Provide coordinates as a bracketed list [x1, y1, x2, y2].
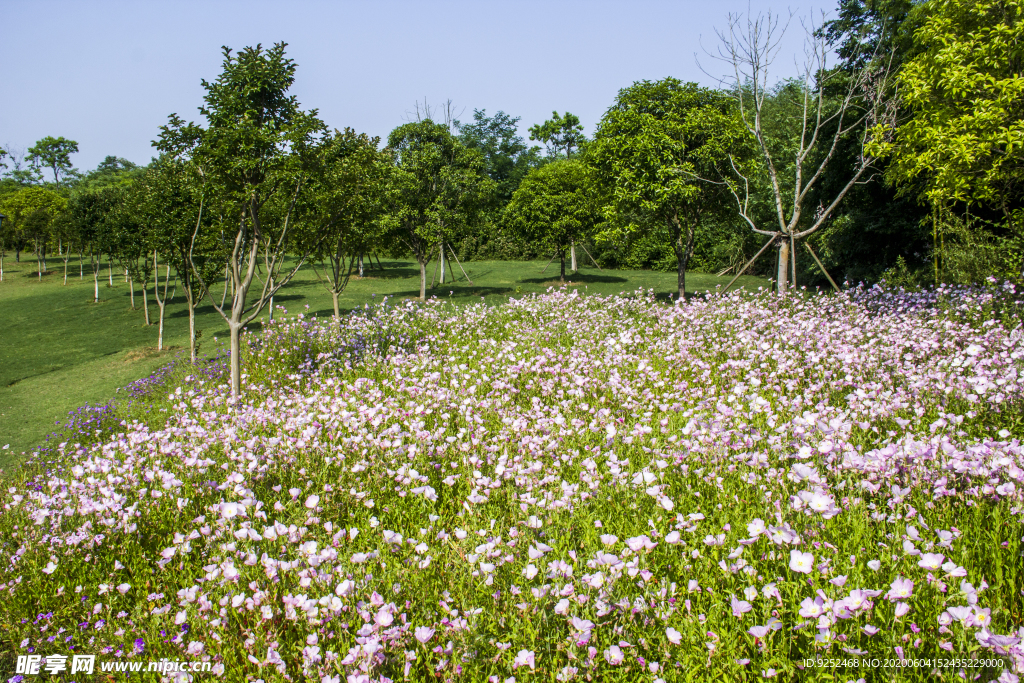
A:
[79, 248, 84, 279]
[571, 241, 577, 272]
[777, 239, 790, 292]
[129, 277, 135, 309]
[560, 249, 566, 284]
[108, 260, 113, 287]
[333, 290, 340, 318]
[268, 275, 275, 322]
[221, 264, 230, 308]
[419, 260, 427, 300]
[439, 243, 446, 285]
[188, 294, 196, 363]
[142, 287, 150, 325]
[229, 321, 242, 399]
[63, 257, 68, 285]
[358, 254, 364, 278]
[92, 251, 100, 303]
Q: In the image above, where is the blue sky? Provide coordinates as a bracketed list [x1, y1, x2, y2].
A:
[1, 0, 814, 172]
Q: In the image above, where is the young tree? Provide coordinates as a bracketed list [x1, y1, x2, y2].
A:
[26, 137, 79, 185]
[295, 129, 393, 317]
[145, 159, 223, 359]
[63, 188, 119, 303]
[156, 43, 330, 397]
[504, 159, 601, 283]
[107, 182, 154, 322]
[386, 120, 495, 299]
[591, 78, 743, 298]
[707, 10, 899, 290]
[529, 112, 588, 270]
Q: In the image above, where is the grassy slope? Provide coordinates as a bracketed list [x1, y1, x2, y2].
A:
[0, 255, 767, 465]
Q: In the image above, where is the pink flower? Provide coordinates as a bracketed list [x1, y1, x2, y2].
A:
[665, 628, 682, 645]
[789, 550, 814, 574]
[886, 577, 914, 601]
[731, 595, 753, 618]
[513, 649, 535, 670]
[894, 602, 911, 618]
[414, 627, 434, 643]
[918, 553, 944, 570]
[604, 645, 624, 665]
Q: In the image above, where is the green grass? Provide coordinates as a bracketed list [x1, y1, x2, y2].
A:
[0, 255, 767, 465]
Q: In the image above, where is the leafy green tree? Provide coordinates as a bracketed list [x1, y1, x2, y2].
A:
[590, 79, 743, 297]
[156, 42, 330, 396]
[105, 182, 154, 321]
[385, 120, 495, 299]
[76, 156, 144, 192]
[504, 159, 601, 283]
[0, 187, 66, 278]
[458, 109, 543, 205]
[869, 0, 1024, 281]
[63, 188, 119, 302]
[529, 111, 586, 159]
[295, 129, 393, 317]
[26, 136, 79, 185]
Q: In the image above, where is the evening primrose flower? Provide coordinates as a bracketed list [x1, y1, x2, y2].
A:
[415, 627, 435, 643]
[666, 628, 682, 645]
[304, 495, 320, 509]
[789, 550, 814, 574]
[886, 577, 914, 601]
[513, 649, 535, 670]
[918, 553, 945, 571]
[604, 645, 624, 665]
[730, 595, 753, 618]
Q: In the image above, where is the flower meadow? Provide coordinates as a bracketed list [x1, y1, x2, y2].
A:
[2, 286, 1024, 683]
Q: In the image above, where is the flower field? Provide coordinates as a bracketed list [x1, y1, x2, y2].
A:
[2, 286, 1023, 682]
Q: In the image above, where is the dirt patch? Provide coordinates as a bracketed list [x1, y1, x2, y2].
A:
[123, 346, 180, 363]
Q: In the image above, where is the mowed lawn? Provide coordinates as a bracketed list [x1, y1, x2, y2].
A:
[0, 255, 768, 465]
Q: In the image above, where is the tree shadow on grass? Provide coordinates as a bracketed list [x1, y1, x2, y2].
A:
[518, 272, 628, 285]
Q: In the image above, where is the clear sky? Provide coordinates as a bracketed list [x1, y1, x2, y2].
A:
[1, 0, 815, 172]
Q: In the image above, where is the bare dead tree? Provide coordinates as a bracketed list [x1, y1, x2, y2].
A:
[703, 10, 900, 291]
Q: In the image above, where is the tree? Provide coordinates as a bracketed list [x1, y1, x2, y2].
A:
[458, 109, 543, 205]
[295, 129, 393, 318]
[529, 111, 586, 159]
[107, 182, 155, 323]
[63, 188, 119, 303]
[26, 137, 79, 185]
[707, 10, 899, 291]
[504, 159, 601, 283]
[590, 79, 743, 297]
[869, 0, 1024, 280]
[156, 43, 330, 397]
[385, 120, 495, 299]
[0, 187, 67, 278]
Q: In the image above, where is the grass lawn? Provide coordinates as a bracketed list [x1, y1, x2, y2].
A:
[0, 255, 767, 465]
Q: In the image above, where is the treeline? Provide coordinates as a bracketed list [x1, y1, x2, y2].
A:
[1, 0, 1022, 393]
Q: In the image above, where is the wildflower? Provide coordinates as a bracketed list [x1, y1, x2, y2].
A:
[789, 550, 814, 574]
[513, 649, 535, 670]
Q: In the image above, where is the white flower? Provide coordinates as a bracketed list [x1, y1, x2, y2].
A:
[304, 494, 320, 509]
[666, 627, 682, 645]
[789, 550, 814, 574]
